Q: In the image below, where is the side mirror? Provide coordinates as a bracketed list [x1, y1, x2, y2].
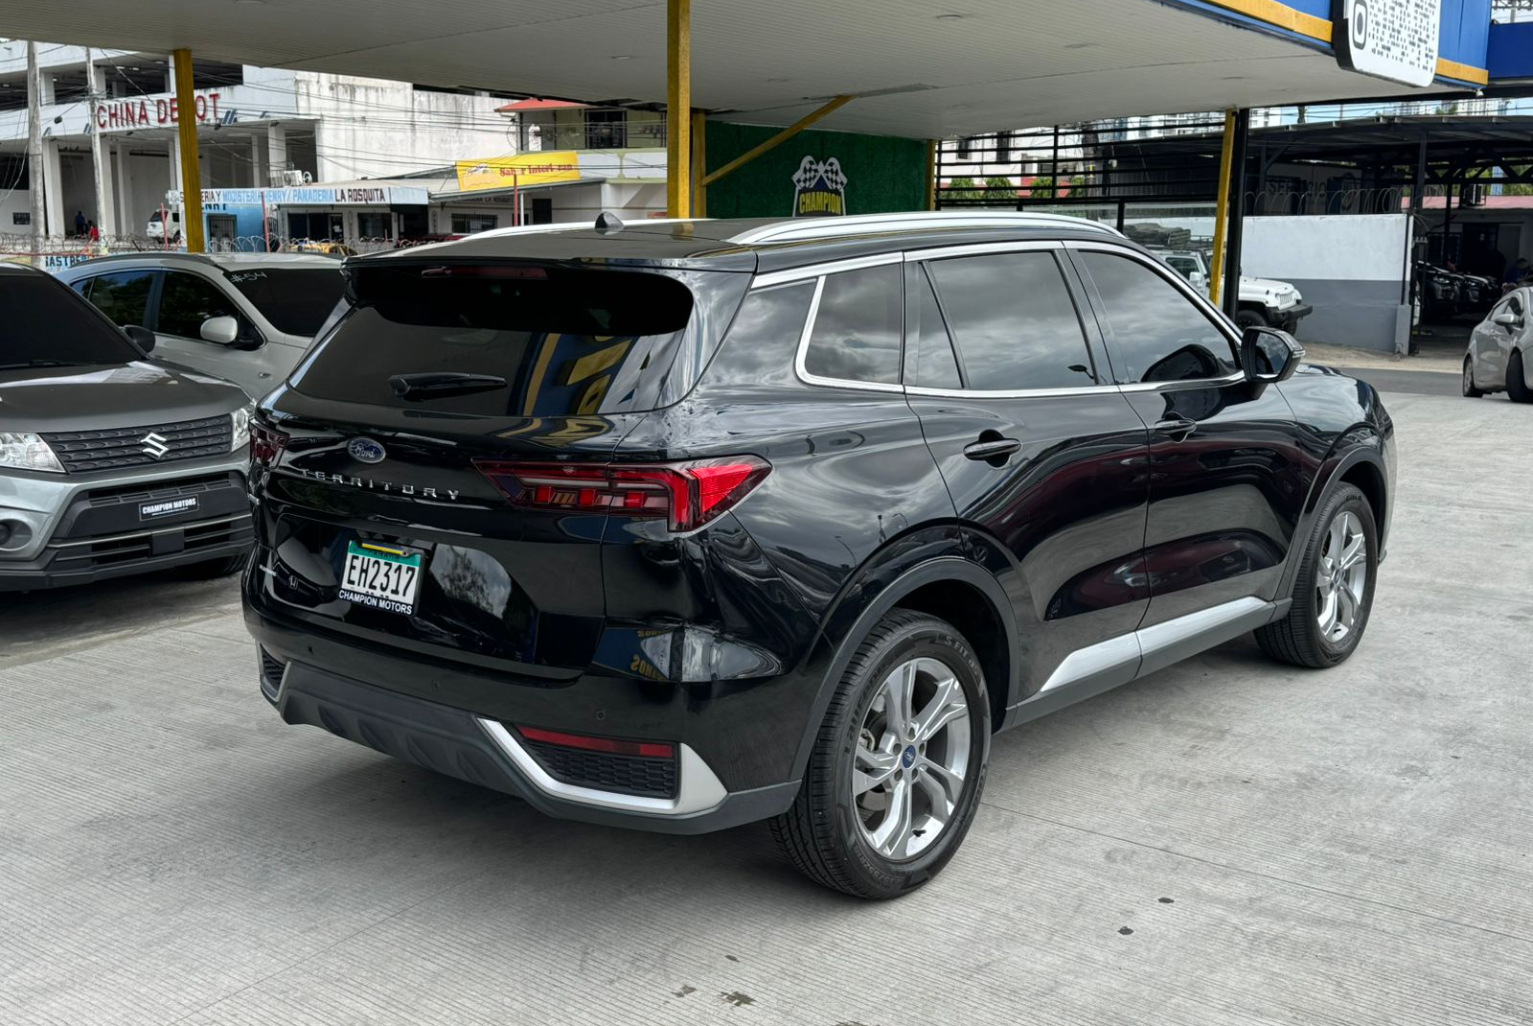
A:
[1190, 271, 1206, 287]
[1492, 312, 1520, 329]
[123, 324, 156, 353]
[1241, 326, 1304, 384]
[200, 315, 240, 345]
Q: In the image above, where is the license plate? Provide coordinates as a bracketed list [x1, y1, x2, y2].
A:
[339, 540, 425, 616]
[139, 495, 199, 520]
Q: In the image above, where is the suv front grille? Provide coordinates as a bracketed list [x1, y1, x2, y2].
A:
[46, 515, 253, 572]
[42, 416, 232, 473]
[520, 737, 679, 799]
[84, 472, 239, 506]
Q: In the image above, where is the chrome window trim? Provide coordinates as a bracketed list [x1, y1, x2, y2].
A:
[1117, 371, 1247, 393]
[902, 239, 1063, 262]
[751, 251, 904, 290]
[905, 383, 1118, 400]
[791, 269, 908, 394]
[477, 719, 729, 815]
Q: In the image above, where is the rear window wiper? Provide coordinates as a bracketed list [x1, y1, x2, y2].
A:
[0, 359, 80, 369]
[389, 372, 508, 400]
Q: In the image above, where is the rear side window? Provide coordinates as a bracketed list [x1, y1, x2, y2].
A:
[925, 251, 1096, 390]
[83, 270, 155, 327]
[290, 265, 696, 417]
[801, 263, 902, 385]
[908, 268, 961, 389]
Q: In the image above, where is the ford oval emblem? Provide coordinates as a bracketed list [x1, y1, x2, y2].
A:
[348, 437, 386, 464]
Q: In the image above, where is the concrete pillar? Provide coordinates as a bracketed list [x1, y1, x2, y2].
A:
[114, 142, 132, 235]
[267, 124, 288, 185]
[42, 138, 65, 237]
[86, 54, 116, 239]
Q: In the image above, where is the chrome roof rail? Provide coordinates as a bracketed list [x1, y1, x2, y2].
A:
[728, 211, 1123, 245]
[470, 217, 706, 241]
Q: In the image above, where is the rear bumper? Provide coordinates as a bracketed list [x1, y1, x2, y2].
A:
[257, 642, 800, 834]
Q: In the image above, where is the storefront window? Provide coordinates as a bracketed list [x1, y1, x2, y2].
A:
[357, 212, 393, 239]
[451, 213, 500, 234]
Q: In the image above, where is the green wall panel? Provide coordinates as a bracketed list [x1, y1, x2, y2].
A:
[703, 121, 926, 219]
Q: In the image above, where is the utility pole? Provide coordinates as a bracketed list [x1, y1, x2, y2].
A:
[26, 41, 45, 256]
[86, 48, 116, 241]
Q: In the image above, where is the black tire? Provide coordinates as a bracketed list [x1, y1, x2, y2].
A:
[1463, 355, 1484, 398]
[770, 609, 990, 899]
[172, 550, 249, 580]
[1235, 308, 1269, 331]
[1256, 484, 1377, 668]
[1507, 350, 1532, 404]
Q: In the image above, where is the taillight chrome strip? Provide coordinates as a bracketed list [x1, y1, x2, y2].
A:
[476, 719, 728, 816]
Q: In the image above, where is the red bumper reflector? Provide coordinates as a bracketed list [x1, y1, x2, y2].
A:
[516, 725, 675, 759]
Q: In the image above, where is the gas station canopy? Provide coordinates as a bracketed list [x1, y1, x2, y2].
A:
[0, 0, 1496, 138]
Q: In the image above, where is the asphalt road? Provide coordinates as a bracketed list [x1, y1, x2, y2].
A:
[3, 392, 1532, 1025]
[1331, 366, 1460, 397]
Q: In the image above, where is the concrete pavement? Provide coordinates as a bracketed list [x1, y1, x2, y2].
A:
[2, 391, 1531, 1026]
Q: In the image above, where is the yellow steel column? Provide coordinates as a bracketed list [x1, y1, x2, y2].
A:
[665, 0, 691, 218]
[690, 110, 707, 217]
[172, 49, 205, 253]
[1208, 109, 1236, 308]
[924, 140, 937, 210]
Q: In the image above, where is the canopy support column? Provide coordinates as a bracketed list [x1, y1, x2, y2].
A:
[665, 0, 690, 218]
[172, 48, 205, 253]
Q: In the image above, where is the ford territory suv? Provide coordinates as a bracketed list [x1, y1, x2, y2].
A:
[243, 212, 1394, 898]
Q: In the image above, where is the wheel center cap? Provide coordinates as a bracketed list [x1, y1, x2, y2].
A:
[901, 746, 917, 768]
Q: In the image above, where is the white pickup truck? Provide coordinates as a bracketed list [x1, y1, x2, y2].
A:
[1154, 249, 1312, 333]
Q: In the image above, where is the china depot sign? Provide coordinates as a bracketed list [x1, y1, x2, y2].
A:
[96, 91, 222, 133]
[1332, 0, 1440, 88]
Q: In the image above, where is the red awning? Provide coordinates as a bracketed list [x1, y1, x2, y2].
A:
[495, 99, 590, 113]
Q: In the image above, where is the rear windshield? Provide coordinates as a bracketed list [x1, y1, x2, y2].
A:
[0, 273, 141, 369]
[290, 264, 697, 416]
[225, 267, 346, 336]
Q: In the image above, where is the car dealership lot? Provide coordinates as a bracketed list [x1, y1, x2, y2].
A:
[2, 389, 1529, 1026]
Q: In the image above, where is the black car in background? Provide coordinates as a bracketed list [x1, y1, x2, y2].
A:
[243, 212, 1395, 898]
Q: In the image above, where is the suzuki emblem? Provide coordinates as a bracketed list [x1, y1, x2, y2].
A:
[140, 431, 170, 459]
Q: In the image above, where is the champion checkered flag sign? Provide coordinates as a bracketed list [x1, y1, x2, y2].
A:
[792, 155, 848, 217]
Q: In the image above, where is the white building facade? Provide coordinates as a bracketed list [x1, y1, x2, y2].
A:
[0, 42, 521, 240]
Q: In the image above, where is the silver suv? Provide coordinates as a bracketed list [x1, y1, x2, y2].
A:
[0, 264, 253, 591]
[57, 253, 346, 399]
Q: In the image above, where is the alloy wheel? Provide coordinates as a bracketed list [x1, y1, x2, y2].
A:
[852, 656, 971, 862]
[1315, 510, 1368, 643]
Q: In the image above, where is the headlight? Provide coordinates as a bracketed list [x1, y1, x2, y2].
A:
[231, 405, 253, 453]
[0, 432, 65, 473]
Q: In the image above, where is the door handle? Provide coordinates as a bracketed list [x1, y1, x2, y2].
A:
[963, 437, 1022, 462]
[1155, 417, 1198, 442]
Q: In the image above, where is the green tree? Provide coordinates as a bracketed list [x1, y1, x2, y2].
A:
[943, 176, 986, 202]
[1029, 175, 1057, 198]
[984, 176, 1016, 201]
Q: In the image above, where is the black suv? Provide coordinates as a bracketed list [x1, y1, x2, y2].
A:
[243, 212, 1394, 898]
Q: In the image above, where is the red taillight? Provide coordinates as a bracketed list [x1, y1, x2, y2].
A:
[250, 422, 288, 467]
[516, 725, 674, 759]
[475, 456, 770, 532]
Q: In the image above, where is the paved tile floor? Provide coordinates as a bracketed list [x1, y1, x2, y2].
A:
[3, 391, 1530, 1025]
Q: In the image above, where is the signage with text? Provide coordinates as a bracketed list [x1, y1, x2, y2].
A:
[456, 152, 581, 192]
[1332, 0, 1440, 88]
[96, 91, 223, 133]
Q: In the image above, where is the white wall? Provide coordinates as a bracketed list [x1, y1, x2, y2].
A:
[1243, 214, 1411, 282]
[296, 74, 515, 181]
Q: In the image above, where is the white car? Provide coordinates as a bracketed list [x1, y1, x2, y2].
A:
[56, 252, 347, 399]
[1463, 286, 1532, 402]
[1155, 250, 1312, 333]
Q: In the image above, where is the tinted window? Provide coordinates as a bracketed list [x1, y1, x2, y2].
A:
[926, 251, 1095, 390]
[908, 268, 961, 389]
[1165, 257, 1198, 279]
[1078, 252, 1238, 384]
[158, 272, 240, 339]
[84, 270, 154, 327]
[224, 268, 345, 336]
[0, 273, 140, 368]
[708, 282, 815, 390]
[802, 263, 902, 385]
[291, 265, 696, 416]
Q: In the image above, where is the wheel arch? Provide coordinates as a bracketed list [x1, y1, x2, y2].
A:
[1277, 439, 1389, 601]
[788, 546, 1019, 783]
